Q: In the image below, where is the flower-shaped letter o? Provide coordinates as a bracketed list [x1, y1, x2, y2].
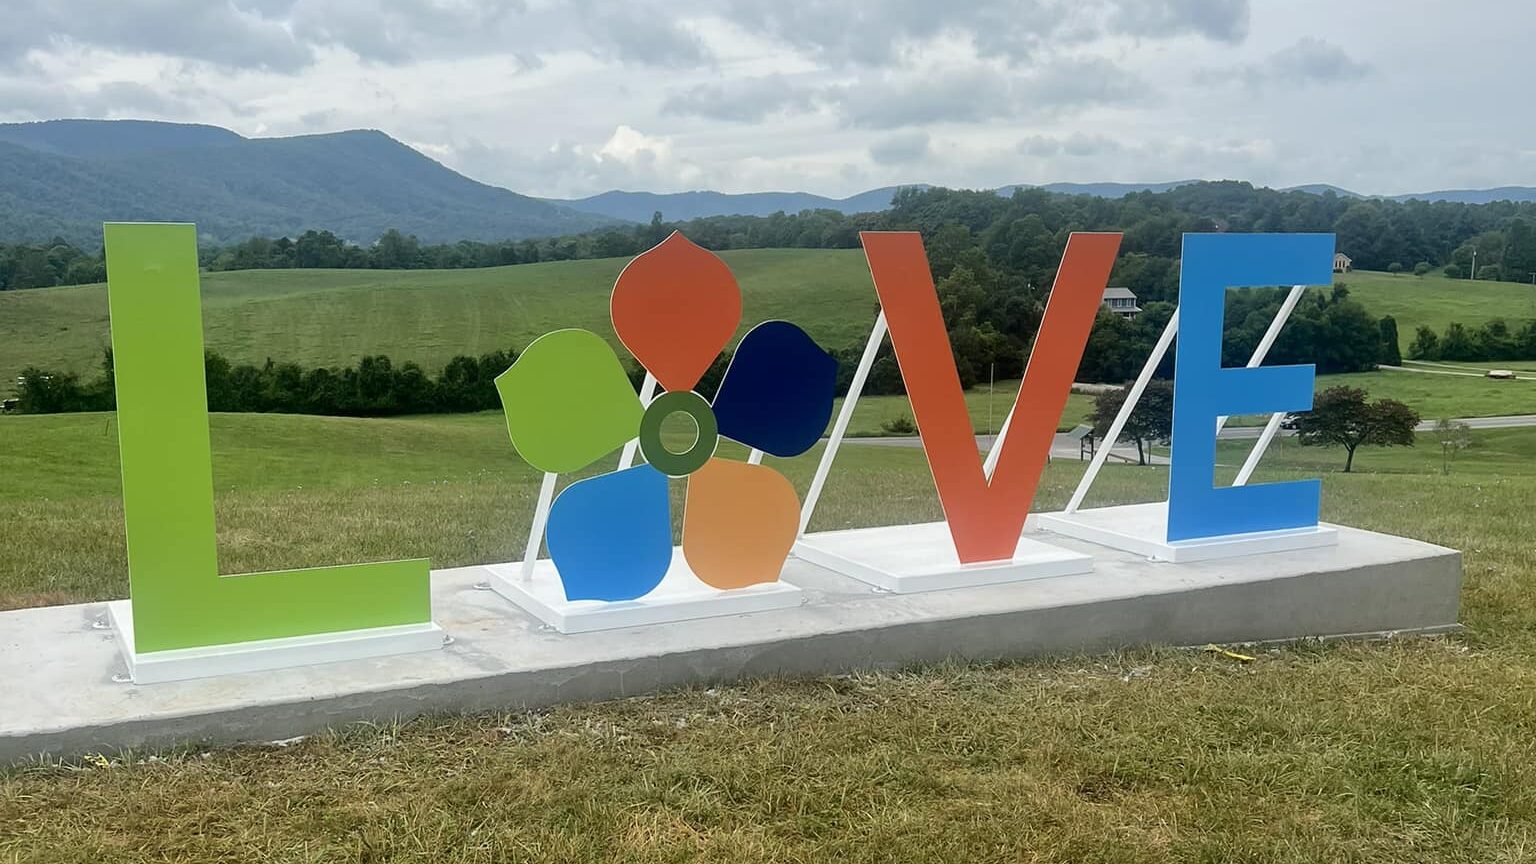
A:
[496, 233, 837, 603]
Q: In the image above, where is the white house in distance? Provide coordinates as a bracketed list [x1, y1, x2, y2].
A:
[1334, 252, 1353, 273]
[1101, 286, 1141, 318]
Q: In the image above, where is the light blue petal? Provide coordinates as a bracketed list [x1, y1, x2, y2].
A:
[545, 465, 672, 601]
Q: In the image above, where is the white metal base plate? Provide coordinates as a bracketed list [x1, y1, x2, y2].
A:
[107, 600, 445, 685]
[485, 552, 804, 634]
[793, 521, 1094, 593]
[1033, 501, 1338, 563]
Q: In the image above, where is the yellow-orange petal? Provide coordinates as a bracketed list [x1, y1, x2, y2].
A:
[681, 458, 798, 590]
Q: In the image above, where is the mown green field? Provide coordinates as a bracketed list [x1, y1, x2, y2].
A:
[868, 369, 1536, 437]
[1311, 369, 1536, 419]
[1343, 269, 1536, 350]
[843, 384, 1098, 436]
[3, 410, 1536, 860]
[2, 258, 1530, 385]
[0, 249, 878, 386]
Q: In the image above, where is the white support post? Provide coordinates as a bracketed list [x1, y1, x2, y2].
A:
[1216, 285, 1305, 433]
[1233, 412, 1286, 486]
[747, 449, 764, 465]
[981, 402, 1013, 480]
[1064, 309, 1178, 514]
[798, 311, 888, 537]
[520, 472, 558, 582]
[617, 373, 658, 470]
[1065, 283, 1309, 513]
[1218, 284, 1306, 484]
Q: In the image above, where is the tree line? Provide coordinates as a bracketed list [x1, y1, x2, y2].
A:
[0, 242, 106, 290]
[8, 342, 898, 417]
[187, 185, 1536, 281]
[12, 349, 524, 417]
[1407, 318, 1536, 362]
[185, 186, 1536, 283]
[10, 181, 1536, 292]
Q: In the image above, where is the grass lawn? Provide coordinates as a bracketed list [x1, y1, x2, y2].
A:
[1341, 269, 1536, 350]
[4, 410, 1536, 860]
[9, 255, 1536, 430]
[1321, 369, 1536, 419]
[839, 365, 1536, 438]
[0, 248, 878, 386]
[1405, 359, 1536, 374]
[842, 382, 1098, 436]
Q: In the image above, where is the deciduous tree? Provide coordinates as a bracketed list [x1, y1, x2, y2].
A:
[1090, 379, 1173, 466]
[1433, 418, 1473, 474]
[1285, 386, 1420, 472]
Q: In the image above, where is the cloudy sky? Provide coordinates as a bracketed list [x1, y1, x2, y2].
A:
[2, 0, 1530, 199]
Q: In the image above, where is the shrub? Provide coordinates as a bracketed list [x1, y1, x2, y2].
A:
[1378, 316, 1402, 366]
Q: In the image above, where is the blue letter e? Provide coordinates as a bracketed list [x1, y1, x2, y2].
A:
[1167, 233, 1335, 542]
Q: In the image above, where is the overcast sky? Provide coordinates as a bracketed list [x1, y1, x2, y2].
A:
[1, 0, 1530, 199]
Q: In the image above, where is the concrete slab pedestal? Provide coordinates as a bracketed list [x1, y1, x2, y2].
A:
[0, 524, 1460, 764]
[1034, 502, 1338, 562]
[793, 522, 1093, 593]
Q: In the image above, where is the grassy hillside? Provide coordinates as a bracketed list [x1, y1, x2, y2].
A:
[1341, 269, 1536, 350]
[0, 249, 878, 386]
[1307, 369, 1536, 418]
[8, 255, 1535, 421]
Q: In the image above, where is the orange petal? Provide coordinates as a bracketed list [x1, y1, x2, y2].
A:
[682, 458, 798, 590]
[611, 232, 741, 392]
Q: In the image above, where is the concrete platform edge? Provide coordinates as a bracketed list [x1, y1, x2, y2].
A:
[0, 540, 1462, 765]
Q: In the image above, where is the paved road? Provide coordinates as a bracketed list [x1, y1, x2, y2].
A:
[843, 413, 1536, 457]
[1383, 363, 1536, 380]
[846, 431, 1170, 464]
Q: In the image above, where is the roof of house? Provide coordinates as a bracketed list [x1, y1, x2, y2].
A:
[1335, 252, 1352, 260]
[1102, 286, 1138, 300]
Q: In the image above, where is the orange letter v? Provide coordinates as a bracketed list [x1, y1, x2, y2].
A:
[860, 231, 1122, 563]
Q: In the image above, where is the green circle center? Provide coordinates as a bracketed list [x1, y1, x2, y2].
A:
[638, 390, 717, 476]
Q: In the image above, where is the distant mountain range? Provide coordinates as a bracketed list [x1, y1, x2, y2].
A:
[3, 118, 1534, 248]
[553, 180, 1536, 222]
[1390, 186, 1536, 204]
[0, 119, 618, 247]
[544, 182, 1212, 220]
[543, 186, 929, 222]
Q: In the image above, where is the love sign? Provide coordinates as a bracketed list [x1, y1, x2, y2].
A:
[99, 222, 1336, 676]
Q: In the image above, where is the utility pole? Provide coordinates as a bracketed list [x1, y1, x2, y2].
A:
[987, 363, 995, 435]
[1471, 248, 1478, 280]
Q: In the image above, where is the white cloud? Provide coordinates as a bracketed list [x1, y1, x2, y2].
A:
[1196, 37, 1369, 89]
[0, 0, 1531, 198]
[869, 131, 931, 165]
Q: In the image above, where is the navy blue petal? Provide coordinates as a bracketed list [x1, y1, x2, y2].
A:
[712, 321, 837, 458]
[545, 465, 672, 601]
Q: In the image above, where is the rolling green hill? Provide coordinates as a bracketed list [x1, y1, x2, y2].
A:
[1339, 270, 1536, 351]
[0, 248, 878, 386]
[7, 252, 1535, 396]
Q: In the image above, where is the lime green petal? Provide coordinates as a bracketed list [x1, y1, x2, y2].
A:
[495, 329, 642, 473]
